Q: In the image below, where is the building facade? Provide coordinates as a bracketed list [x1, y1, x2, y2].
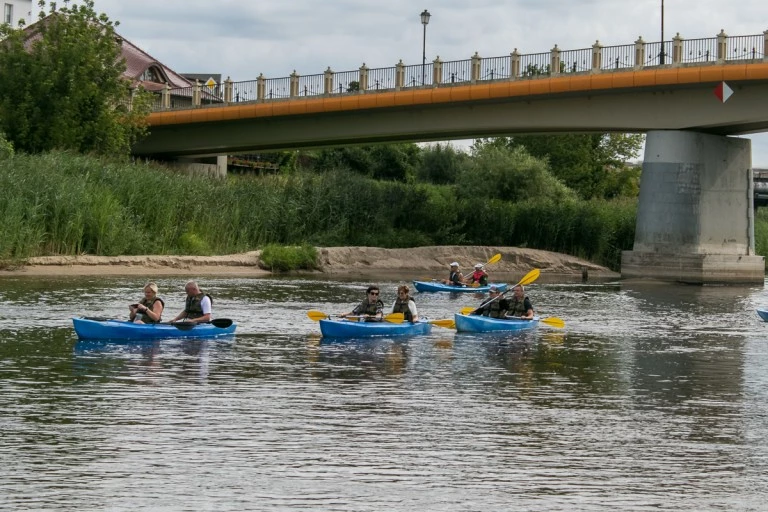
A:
[3, 0, 32, 27]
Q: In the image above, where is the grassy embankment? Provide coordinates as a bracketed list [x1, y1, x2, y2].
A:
[0, 150, 728, 271]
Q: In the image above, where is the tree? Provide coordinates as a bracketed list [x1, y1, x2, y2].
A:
[504, 133, 644, 199]
[0, 0, 150, 156]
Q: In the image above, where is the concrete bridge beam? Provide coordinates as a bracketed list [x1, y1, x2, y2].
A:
[621, 130, 764, 284]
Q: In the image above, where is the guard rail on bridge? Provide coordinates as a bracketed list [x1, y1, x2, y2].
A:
[143, 30, 768, 112]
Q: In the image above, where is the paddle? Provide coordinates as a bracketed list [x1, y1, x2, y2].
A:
[307, 310, 405, 324]
[428, 318, 457, 329]
[168, 318, 234, 331]
[465, 268, 541, 315]
[423, 253, 502, 284]
[456, 308, 564, 328]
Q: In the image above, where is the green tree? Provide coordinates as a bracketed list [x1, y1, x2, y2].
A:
[0, 0, 150, 156]
[498, 133, 643, 199]
[417, 143, 466, 184]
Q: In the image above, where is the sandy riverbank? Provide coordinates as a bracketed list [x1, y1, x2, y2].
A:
[0, 246, 619, 279]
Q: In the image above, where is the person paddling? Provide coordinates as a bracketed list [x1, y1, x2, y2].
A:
[441, 262, 465, 286]
[129, 282, 164, 324]
[341, 285, 384, 322]
[506, 284, 535, 320]
[470, 285, 508, 318]
[391, 284, 419, 322]
[467, 263, 489, 286]
[171, 281, 212, 324]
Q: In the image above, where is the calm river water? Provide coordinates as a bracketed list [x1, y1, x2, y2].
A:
[2, 274, 768, 511]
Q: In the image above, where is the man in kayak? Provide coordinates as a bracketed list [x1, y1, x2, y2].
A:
[506, 284, 535, 320]
[341, 285, 384, 322]
[441, 262, 465, 286]
[466, 263, 489, 286]
[171, 281, 212, 324]
[129, 282, 164, 324]
[471, 285, 509, 318]
[391, 284, 419, 322]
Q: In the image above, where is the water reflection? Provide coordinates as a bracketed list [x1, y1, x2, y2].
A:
[1, 275, 768, 510]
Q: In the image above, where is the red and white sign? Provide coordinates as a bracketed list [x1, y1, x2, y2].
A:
[714, 81, 733, 103]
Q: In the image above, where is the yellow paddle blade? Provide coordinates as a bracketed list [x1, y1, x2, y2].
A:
[487, 253, 502, 265]
[429, 318, 456, 329]
[471, 281, 480, 288]
[385, 312, 404, 324]
[307, 310, 330, 321]
[517, 268, 540, 287]
[459, 307, 475, 315]
[541, 317, 565, 329]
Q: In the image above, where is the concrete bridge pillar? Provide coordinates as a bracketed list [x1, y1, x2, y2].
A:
[634, 36, 645, 70]
[621, 130, 764, 284]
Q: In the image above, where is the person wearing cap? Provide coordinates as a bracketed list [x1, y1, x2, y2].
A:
[442, 262, 465, 286]
[507, 284, 535, 319]
[471, 285, 509, 318]
[467, 263, 489, 286]
[129, 282, 165, 324]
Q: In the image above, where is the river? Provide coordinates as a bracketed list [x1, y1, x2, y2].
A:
[1, 274, 767, 511]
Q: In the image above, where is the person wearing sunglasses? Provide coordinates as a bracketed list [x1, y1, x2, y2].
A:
[341, 285, 384, 322]
[471, 285, 509, 318]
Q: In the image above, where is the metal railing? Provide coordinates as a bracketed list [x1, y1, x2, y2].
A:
[152, 32, 768, 112]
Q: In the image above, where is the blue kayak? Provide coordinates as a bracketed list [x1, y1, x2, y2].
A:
[412, 281, 508, 293]
[319, 319, 432, 338]
[454, 313, 539, 333]
[757, 309, 768, 321]
[72, 317, 237, 340]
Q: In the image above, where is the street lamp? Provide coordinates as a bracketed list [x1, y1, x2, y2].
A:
[659, 0, 665, 64]
[420, 9, 431, 85]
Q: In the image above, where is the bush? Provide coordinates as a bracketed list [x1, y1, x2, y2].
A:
[260, 244, 318, 272]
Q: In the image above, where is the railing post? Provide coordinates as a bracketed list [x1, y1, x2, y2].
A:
[510, 48, 520, 80]
[224, 77, 233, 103]
[162, 82, 170, 109]
[193, 79, 201, 107]
[257, 73, 266, 100]
[634, 36, 646, 70]
[395, 59, 405, 90]
[764, 30, 768, 62]
[432, 56, 442, 86]
[717, 29, 727, 64]
[324, 67, 333, 95]
[471, 51, 481, 83]
[550, 44, 561, 75]
[672, 33, 683, 66]
[592, 40, 603, 72]
[359, 63, 369, 92]
[289, 70, 299, 97]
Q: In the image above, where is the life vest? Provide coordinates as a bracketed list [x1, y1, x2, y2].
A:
[471, 270, 488, 286]
[482, 298, 506, 318]
[392, 298, 415, 322]
[508, 296, 530, 317]
[185, 292, 212, 319]
[138, 297, 164, 324]
[448, 271, 463, 286]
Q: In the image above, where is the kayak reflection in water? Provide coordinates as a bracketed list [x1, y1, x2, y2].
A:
[128, 282, 165, 324]
[340, 285, 384, 322]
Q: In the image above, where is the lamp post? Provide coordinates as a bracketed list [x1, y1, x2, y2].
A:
[420, 9, 431, 85]
[659, 0, 665, 64]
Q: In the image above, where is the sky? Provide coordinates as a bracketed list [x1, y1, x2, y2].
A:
[35, 0, 768, 165]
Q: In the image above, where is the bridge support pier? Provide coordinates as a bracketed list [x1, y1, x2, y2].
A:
[167, 155, 228, 179]
[621, 130, 764, 284]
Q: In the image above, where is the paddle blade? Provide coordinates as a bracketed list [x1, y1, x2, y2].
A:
[384, 312, 405, 324]
[172, 322, 196, 331]
[517, 269, 540, 287]
[541, 317, 565, 329]
[211, 318, 233, 328]
[429, 318, 456, 329]
[307, 310, 330, 322]
[487, 253, 502, 265]
[471, 281, 480, 288]
[459, 307, 475, 315]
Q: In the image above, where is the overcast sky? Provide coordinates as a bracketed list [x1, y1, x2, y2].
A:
[42, 0, 768, 165]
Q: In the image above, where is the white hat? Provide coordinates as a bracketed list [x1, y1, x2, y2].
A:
[474, 263, 483, 269]
[450, 262, 459, 267]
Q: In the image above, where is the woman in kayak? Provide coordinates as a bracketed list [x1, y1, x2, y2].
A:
[467, 263, 489, 286]
[129, 282, 165, 324]
[391, 284, 419, 322]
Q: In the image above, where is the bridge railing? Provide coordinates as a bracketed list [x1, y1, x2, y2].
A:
[151, 30, 768, 111]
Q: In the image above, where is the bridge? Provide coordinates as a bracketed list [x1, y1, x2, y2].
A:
[134, 30, 768, 284]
